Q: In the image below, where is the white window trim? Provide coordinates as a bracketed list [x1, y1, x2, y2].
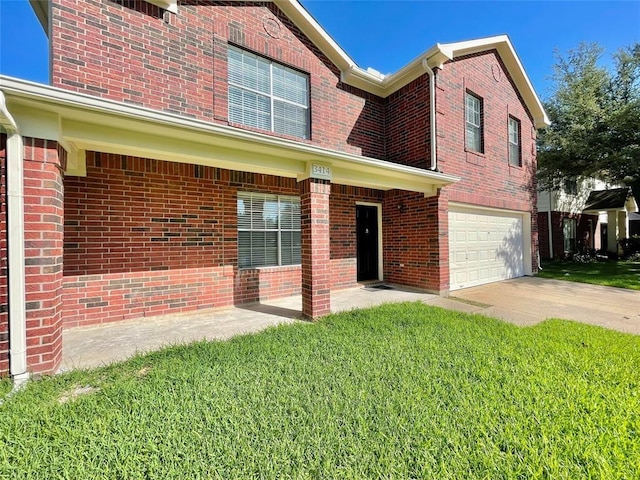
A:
[465, 92, 483, 153]
[508, 116, 521, 166]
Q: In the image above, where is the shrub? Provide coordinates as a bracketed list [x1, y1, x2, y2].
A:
[620, 236, 640, 258]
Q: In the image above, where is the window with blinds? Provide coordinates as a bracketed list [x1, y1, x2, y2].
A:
[237, 192, 301, 268]
[465, 92, 483, 153]
[508, 116, 521, 166]
[228, 46, 309, 139]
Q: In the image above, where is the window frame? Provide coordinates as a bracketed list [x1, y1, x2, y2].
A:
[227, 45, 310, 140]
[465, 91, 484, 153]
[508, 116, 521, 167]
[237, 192, 301, 269]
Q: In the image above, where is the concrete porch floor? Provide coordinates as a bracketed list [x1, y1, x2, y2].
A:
[61, 284, 478, 372]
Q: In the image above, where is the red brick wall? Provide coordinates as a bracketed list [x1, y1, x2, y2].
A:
[383, 190, 449, 292]
[435, 51, 538, 271]
[63, 267, 232, 328]
[64, 152, 301, 275]
[436, 51, 536, 211]
[0, 135, 8, 375]
[386, 75, 431, 169]
[329, 185, 384, 289]
[51, 0, 386, 159]
[64, 152, 305, 326]
[23, 138, 66, 374]
[234, 266, 300, 304]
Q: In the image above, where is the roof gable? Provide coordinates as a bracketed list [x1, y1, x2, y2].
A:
[276, 3, 548, 127]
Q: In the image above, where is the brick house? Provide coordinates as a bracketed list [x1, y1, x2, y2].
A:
[0, 0, 548, 380]
[538, 178, 638, 258]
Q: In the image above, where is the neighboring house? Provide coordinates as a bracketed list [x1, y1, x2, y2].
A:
[538, 178, 638, 259]
[630, 212, 640, 238]
[0, 0, 548, 379]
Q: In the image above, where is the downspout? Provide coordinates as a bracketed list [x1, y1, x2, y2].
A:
[0, 91, 28, 388]
[422, 59, 438, 171]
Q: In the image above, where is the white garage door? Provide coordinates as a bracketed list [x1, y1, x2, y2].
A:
[449, 207, 525, 291]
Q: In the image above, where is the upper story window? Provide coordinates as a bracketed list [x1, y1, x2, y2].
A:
[508, 116, 521, 166]
[228, 46, 309, 139]
[237, 192, 301, 268]
[465, 92, 483, 153]
[564, 178, 578, 195]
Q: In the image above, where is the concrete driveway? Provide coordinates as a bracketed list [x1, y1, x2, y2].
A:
[451, 276, 640, 334]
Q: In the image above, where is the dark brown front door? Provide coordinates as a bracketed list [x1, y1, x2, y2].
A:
[356, 205, 378, 281]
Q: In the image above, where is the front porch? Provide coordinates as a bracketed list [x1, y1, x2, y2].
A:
[1, 76, 459, 378]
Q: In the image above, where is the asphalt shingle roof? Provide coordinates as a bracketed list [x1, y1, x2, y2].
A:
[583, 187, 633, 212]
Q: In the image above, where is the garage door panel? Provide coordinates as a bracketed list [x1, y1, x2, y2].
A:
[449, 208, 525, 291]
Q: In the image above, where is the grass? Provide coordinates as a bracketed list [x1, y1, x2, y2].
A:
[0, 378, 11, 398]
[538, 260, 640, 290]
[1, 303, 639, 479]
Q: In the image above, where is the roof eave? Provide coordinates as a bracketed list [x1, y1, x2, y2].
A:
[1, 75, 458, 195]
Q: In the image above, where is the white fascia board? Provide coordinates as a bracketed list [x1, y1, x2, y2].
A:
[339, 33, 549, 129]
[0, 75, 458, 191]
[275, 0, 355, 72]
[341, 45, 452, 99]
[28, 0, 49, 36]
[438, 35, 550, 128]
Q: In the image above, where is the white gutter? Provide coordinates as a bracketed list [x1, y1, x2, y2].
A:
[0, 91, 28, 388]
[422, 59, 438, 171]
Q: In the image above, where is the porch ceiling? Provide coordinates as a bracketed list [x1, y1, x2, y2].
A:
[1, 76, 458, 197]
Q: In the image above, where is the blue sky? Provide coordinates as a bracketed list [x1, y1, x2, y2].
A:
[1, 0, 638, 100]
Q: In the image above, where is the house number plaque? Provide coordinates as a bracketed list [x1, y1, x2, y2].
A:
[310, 164, 332, 180]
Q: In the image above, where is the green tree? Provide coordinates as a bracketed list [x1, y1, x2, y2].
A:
[537, 42, 640, 195]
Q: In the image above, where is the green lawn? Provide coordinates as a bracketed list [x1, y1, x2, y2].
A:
[538, 260, 640, 290]
[1, 303, 639, 479]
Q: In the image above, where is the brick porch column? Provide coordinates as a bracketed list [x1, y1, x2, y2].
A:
[299, 178, 330, 319]
[23, 138, 66, 374]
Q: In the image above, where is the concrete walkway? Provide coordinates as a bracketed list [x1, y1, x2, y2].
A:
[61, 278, 640, 372]
[61, 284, 475, 372]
